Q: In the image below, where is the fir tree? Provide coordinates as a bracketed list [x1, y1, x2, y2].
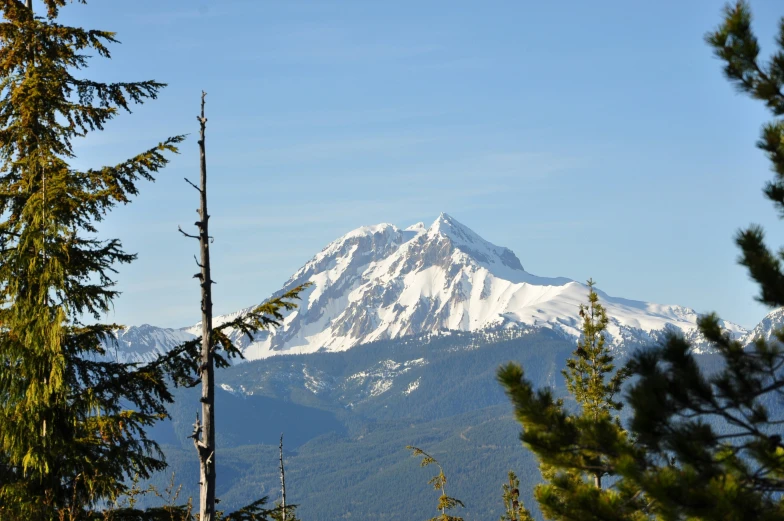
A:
[499, 471, 534, 521]
[0, 0, 193, 517]
[498, 281, 649, 521]
[407, 446, 465, 521]
[0, 2, 309, 518]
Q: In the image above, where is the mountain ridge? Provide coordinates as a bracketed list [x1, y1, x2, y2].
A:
[108, 212, 771, 363]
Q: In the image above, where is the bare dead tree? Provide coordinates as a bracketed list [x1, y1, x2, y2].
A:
[177, 91, 310, 521]
[180, 90, 217, 521]
[279, 434, 287, 521]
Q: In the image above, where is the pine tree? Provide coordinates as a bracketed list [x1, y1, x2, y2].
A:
[499, 471, 534, 521]
[500, 4, 784, 519]
[497, 281, 649, 521]
[610, 2, 784, 519]
[0, 0, 197, 517]
[407, 446, 465, 521]
[563, 279, 629, 488]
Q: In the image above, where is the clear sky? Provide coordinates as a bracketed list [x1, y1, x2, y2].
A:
[50, 0, 784, 329]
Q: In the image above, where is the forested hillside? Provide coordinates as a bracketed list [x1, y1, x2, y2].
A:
[137, 329, 726, 520]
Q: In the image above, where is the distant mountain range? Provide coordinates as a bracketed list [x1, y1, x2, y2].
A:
[121, 213, 784, 520]
[109, 212, 771, 363]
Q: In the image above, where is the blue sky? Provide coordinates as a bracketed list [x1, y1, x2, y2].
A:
[52, 0, 784, 329]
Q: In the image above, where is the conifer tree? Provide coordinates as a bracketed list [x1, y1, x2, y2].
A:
[607, 2, 784, 519]
[563, 279, 629, 488]
[407, 446, 465, 521]
[498, 281, 649, 521]
[0, 0, 196, 517]
[499, 471, 534, 521]
[500, 5, 784, 519]
[0, 2, 308, 518]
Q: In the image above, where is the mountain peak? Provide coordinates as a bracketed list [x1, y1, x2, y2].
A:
[343, 222, 398, 241]
[429, 212, 465, 235]
[425, 212, 524, 273]
[404, 222, 426, 234]
[107, 214, 750, 362]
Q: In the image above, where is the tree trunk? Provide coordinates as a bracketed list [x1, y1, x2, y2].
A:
[193, 91, 216, 521]
[279, 434, 287, 521]
[594, 472, 601, 489]
[25, 0, 32, 11]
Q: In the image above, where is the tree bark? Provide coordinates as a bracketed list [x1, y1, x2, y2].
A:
[279, 434, 287, 521]
[192, 90, 216, 521]
[25, 0, 31, 11]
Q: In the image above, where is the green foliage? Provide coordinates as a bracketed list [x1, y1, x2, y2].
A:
[0, 1, 308, 518]
[497, 4, 784, 520]
[218, 497, 276, 521]
[156, 284, 312, 388]
[498, 283, 649, 521]
[625, 318, 784, 520]
[268, 501, 300, 521]
[0, 0, 191, 517]
[705, 0, 784, 306]
[99, 473, 194, 521]
[564, 279, 629, 419]
[94, 472, 291, 521]
[499, 471, 534, 521]
[592, 2, 784, 520]
[407, 445, 465, 521]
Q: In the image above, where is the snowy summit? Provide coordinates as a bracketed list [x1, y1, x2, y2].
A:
[109, 213, 757, 362]
[97, 212, 754, 363]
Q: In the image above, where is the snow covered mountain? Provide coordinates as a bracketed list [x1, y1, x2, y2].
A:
[109, 212, 755, 361]
[742, 307, 784, 344]
[107, 324, 196, 364]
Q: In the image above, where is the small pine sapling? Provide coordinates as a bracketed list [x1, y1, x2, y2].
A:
[500, 471, 534, 521]
[407, 445, 465, 521]
[498, 280, 649, 521]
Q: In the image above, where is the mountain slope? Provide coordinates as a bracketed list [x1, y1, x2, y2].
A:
[743, 307, 784, 344]
[138, 327, 739, 520]
[112, 213, 751, 361]
[192, 213, 747, 359]
[107, 324, 196, 363]
[138, 329, 577, 520]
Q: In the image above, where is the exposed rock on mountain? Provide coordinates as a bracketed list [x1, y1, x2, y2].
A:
[110, 213, 752, 361]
